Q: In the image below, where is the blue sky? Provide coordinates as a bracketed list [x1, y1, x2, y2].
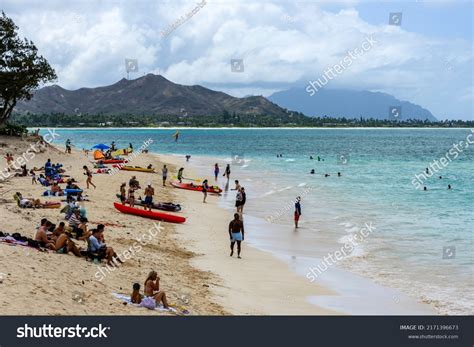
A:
[1, 0, 473, 120]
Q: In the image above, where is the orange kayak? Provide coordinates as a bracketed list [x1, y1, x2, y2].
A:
[171, 182, 222, 194]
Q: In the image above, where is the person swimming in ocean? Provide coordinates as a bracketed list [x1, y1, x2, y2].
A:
[310, 156, 313, 160]
[448, 184, 452, 190]
[337, 172, 341, 177]
[423, 186, 427, 191]
[310, 169, 315, 174]
[324, 173, 330, 177]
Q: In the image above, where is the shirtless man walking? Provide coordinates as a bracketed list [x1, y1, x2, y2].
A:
[228, 213, 245, 258]
[144, 183, 155, 211]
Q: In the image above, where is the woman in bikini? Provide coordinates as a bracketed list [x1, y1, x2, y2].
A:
[128, 185, 136, 207]
[83, 165, 96, 189]
[144, 270, 169, 308]
[120, 183, 127, 205]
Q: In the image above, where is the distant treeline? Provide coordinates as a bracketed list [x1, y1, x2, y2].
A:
[10, 112, 474, 128]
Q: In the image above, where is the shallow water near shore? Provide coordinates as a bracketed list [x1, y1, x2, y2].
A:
[41, 128, 474, 315]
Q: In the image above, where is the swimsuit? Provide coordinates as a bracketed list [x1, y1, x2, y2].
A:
[231, 232, 242, 242]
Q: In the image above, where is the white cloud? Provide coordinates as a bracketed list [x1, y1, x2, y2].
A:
[2, 0, 472, 119]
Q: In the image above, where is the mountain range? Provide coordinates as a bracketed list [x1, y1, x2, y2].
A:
[268, 88, 437, 121]
[14, 74, 436, 121]
[14, 74, 288, 117]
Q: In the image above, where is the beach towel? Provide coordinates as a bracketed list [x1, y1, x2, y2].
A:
[0, 236, 50, 252]
[112, 293, 188, 315]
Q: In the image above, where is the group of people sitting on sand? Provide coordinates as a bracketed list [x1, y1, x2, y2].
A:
[32, 216, 122, 266]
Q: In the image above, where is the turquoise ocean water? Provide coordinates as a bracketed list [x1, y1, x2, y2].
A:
[41, 128, 473, 314]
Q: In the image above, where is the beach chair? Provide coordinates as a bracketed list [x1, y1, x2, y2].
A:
[81, 238, 105, 263]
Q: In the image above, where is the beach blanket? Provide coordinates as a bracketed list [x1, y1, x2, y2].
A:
[0, 237, 50, 252]
[112, 293, 189, 315]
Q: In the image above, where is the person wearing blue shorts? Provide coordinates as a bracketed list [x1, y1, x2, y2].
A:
[228, 213, 245, 258]
[144, 183, 154, 211]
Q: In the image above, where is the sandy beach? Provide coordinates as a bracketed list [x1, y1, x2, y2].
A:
[0, 134, 337, 315]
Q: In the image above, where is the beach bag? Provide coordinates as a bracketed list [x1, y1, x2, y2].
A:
[140, 297, 156, 310]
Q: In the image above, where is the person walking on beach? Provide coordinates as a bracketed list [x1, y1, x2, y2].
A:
[65, 139, 71, 154]
[4, 153, 13, 171]
[83, 165, 96, 189]
[177, 167, 184, 183]
[162, 164, 168, 186]
[223, 164, 231, 181]
[229, 213, 244, 258]
[144, 183, 155, 211]
[202, 179, 209, 203]
[214, 163, 220, 181]
[294, 196, 301, 228]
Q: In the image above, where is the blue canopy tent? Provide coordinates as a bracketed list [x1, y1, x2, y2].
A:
[91, 143, 110, 150]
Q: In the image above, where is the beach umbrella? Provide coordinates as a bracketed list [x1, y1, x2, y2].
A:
[91, 143, 110, 150]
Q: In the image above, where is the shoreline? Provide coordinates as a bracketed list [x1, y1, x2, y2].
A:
[0, 135, 440, 315]
[158, 152, 435, 315]
[27, 127, 472, 130]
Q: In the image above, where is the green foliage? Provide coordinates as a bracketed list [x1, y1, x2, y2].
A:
[10, 111, 474, 128]
[0, 122, 27, 136]
[0, 11, 57, 125]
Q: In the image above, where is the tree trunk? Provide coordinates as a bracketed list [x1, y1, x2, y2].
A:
[0, 99, 16, 127]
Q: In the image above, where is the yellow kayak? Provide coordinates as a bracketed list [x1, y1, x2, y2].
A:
[120, 166, 155, 173]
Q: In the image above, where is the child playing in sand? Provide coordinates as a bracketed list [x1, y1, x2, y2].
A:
[144, 270, 169, 308]
[131, 283, 142, 304]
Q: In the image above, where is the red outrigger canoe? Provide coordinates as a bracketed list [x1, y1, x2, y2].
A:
[113, 202, 186, 224]
[171, 182, 222, 194]
[102, 159, 125, 164]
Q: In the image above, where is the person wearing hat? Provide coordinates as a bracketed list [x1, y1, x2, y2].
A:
[144, 182, 155, 211]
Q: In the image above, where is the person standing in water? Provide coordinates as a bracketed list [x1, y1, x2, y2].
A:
[214, 163, 220, 181]
[231, 180, 241, 191]
[202, 179, 209, 203]
[294, 196, 301, 228]
[162, 164, 168, 186]
[236, 187, 246, 214]
[144, 183, 155, 211]
[223, 164, 231, 181]
[229, 213, 244, 258]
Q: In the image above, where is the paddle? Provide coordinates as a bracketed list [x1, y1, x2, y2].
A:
[172, 176, 202, 182]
